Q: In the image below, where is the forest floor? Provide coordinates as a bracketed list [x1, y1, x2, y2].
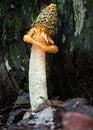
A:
[0, 90, 93, 130]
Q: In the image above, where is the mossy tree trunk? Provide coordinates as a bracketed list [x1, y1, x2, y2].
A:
[0, 41, 18, 106]
[48, 0, 93, 100]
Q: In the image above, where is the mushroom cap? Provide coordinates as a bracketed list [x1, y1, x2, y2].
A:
[34, 3, 58, 34]
[23, 4, 59, 53]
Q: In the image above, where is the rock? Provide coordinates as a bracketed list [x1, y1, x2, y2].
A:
[13, 91, 30, 108]
[62, 112, 93, 130]
[54, 98, 92, 129]
[7, 109, 26, 128]
[29, 107, 53, 125]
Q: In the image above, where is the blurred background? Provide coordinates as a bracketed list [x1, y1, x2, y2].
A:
[0, 0, 93, 108]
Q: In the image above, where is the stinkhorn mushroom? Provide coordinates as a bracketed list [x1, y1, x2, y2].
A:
[23, 3, 58, 111]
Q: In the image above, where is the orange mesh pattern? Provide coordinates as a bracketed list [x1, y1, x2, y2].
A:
[34, 4, 58, 34]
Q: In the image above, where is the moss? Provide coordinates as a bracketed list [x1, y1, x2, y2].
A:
[73, 0, 86, 35]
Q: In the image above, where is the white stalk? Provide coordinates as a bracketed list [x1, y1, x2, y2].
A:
[29, 45, 48, 111]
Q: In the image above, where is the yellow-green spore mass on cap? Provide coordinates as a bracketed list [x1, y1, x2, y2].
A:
[34, 4, 58, 34]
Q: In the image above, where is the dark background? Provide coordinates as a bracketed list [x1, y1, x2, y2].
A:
[0, 0, 93, 108]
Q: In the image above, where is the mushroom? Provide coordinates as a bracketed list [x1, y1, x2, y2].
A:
[23, 4, 58, 111]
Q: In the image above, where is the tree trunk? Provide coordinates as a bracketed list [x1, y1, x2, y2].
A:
[48, 0, 93, 100]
